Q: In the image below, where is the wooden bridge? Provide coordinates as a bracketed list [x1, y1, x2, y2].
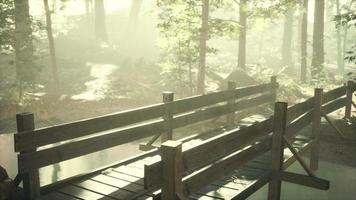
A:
[12, 77, 355, 200]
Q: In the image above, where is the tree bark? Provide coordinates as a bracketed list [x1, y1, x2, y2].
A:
[85, 0, 93, 32]
[14, 0, 34, 99]
[311, 0, 325, 80]
[197, 0, 209, 95]
[238, 0, 247, 69]
[128, 0, 142, 35]
[335, 0, 343, 73]
[281, 9, 294, 69]
[44, 0, 59, 90]
[301, 0, 308, 82]
[94, 0, 108, 41]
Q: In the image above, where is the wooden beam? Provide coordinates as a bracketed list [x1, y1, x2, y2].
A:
[321, 111, 346, 139]
[268, 102, 288, 200]
[322, 97, 346, 114]
[162, 92, 174, 142]
[16, 113, 40, 200]
[227, 81, 237, 124]
[323, 85, 346, 104]
[286, 97, 314, 123]
[283, 137, 315, 177]
[345, 81, 354, 118]
[286, 111, 313, 137]
[270, 76, 278, 104]
[310, 88, 322, 171]
[278, 171, 329, 190]
[161, 141, 184, 200]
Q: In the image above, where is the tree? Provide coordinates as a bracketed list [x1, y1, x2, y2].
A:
[281, 9, 294, 69]
[14, 0, 36, 98]
[128, 0, 143, 35]
[237, 0, 247, 69]
[197, 0, 209, 94]
[44, 0, 59, 90]
[300, 0, 308, 82]
[311, 0, 325, 80]
[94, 0, 108, 41]
[335, 0, 343, 72]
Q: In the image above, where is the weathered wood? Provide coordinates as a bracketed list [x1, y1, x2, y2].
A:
[230, 172, 271, 200]
[18, 120, 167, 172]
[172, 94, 273, 129]
[161, 141, 184, 200]
[283, 137, 315, 177]
[270, 76, 278, 104]
[268, 102, 288, 200]
[162, 92, 174, 142]
[183, 138, 271, 197]
[345, 81, 353, 118]
[15, 103, 167, 152]
[286, 97, 314, 123]
[323, 85, 346, 103]
[321, 111, 346, 138]
[227, 81, 237, 124]
[310, 88, 322, 171]
[286, 111, 313, 136]
[16, 113, 40, 200]
[278, 171, 329, 190]
[144, 118, 273, 189]
[322, 97, 346, 114]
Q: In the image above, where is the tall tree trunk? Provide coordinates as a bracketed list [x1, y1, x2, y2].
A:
[14, 0, 34, 99]
[301, 0, 308, 82]
[128, 0, 142, 35]
[311, 0, 325, 80]
[335, 0, 343, 72]
[44, 0, 59, 90]
[281, 9, 294, 69]
[238, 0, 247, 69]
[94, 0, 108, 41]
[197, 0, 209, 95]
[85, 0, 93, 32]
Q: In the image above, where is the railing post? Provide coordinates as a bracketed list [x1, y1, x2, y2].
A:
[227, 81, 237, 124]
[268, 102, 288, 200]
[162, 92, 174, 143]
[310, 88, 323, 171]
[161, 140, 184, 200]
[270, 76, 278, 104]
[345, 80, 353, 119]
[16, 113, 40, 200]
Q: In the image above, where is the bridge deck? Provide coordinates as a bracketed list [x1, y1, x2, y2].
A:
[38, 130, 311, 200]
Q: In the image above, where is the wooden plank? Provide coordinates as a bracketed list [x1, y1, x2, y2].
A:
[182, 138, 271, 196]
[323, 85, 346, 103]
[16, 113, 40, 200]
[268, 102, 288, 200]
[18, 120, 167, 172]
[230, 172, 271, 200]
[144, 118, 273, 189]
[161, 141, 184, 200]
[278, 171, 329, 190]
[322, 97, 346, 114]
[226, 81, 237, 124]
[310, 89, 323, 171]
[169, 83, 272, 115]
[15, 103, 167, 152]
[172, 94, 273, 130]
[286, 111, 312, 137]
[345, 81, 353, 118]
[90, 174, 143, 193]
[114, 165, 144, 178]
[103, 170, 144, 185]
[59, 185, 114, 200]
[286, 98, 314, 123]
[161, 92, 174, 142]
[74, 179, 134, 199]
[38, 192, 80, 200]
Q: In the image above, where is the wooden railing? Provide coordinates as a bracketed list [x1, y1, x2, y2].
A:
[144, 81, 355, 200]
[14, 77, 279, 199]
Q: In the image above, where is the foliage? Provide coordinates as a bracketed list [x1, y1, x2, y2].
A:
[0, 0, 14, 51]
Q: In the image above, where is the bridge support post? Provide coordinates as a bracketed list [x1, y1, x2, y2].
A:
[227, 81, 237, 124]
[16, 113, 40, 200]
[268, 102, 288, 200]
[161, 141, 184, 200]
[345, 80, 353, 119]
[270, 76, 278, 105]
[310, 88, 323, 171]
[162, 92, 174, 143]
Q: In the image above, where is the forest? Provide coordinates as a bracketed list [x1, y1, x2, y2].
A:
[0, 0, 355, 199]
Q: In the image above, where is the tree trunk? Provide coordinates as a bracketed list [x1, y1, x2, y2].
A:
[128, 0, 142, 35]
[335, 0, 343, 73]
[94, 0, 108, 41]
[281, 9, 294, 69]
[44, 0, 59, 90]
[197, 0, 209, 95]
[301, 0, 308, 82]
[311, 0, 325, 80]
[237, 0, 247, 69]
[85, 0, 93, 32]
[14, 0, 34, 99]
